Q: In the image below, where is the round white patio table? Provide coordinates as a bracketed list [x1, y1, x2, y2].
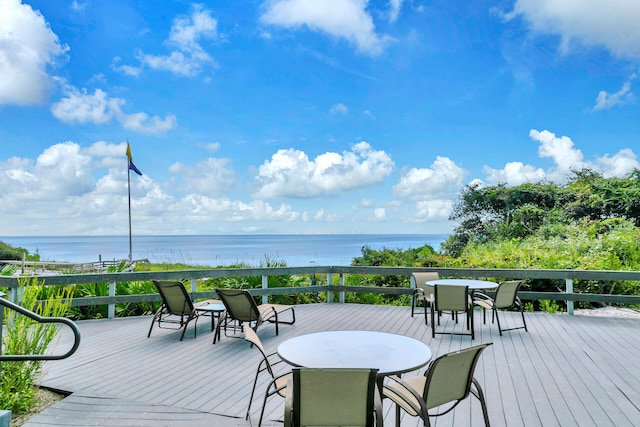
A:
[277, 330, 432, 377]
[426, 278, 499, 291]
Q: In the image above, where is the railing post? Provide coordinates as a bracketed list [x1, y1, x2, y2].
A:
[566, 278, 574, 315]
[0, 292, 4, 374]
[108, 281, 116, 319]
[262, 275, 268, 304]
[191, 278, 197, 301]
[339, 273, 345, 303]
[326, 272, 333, 303]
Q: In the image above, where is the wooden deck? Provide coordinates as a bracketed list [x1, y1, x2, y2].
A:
[25, 303, 640, 427]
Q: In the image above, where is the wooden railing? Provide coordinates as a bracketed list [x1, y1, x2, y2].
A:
[1, 266, 639, 318]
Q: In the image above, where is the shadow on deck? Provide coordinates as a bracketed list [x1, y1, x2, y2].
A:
[27, 303, 640, 427]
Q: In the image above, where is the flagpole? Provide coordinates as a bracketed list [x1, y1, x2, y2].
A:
[127, 157, 133, 261]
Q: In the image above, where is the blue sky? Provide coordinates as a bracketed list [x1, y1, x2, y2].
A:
[1, 0, 639, 236]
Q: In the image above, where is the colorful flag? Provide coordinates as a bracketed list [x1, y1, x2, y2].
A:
[126, 143, 143, 176]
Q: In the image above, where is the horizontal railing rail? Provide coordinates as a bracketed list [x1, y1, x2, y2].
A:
[0, 292, 81, 362]
[1, 266, 639, 318]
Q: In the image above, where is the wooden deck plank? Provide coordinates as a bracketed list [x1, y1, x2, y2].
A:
[28, 303, 640, 427]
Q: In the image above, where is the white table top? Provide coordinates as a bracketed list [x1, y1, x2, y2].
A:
[277, 330, 432, 376]
[426, 278, 499, 290]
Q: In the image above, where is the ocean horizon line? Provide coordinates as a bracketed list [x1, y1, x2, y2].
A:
[2, 234, 449, 267]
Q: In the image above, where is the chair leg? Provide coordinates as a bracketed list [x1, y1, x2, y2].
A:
[520, 306, 528, 332]
[423, 300, 429, 325]
[245, 371, 260, 420]
[431, 306, 436, 338]
[470, 307, 475, 340]
[395, 403, 401, 427]
[495, 310, 503, 336]
[411, 295, 416, 317]
[471, 378, 491, 427]
[147, 307, 163, 338]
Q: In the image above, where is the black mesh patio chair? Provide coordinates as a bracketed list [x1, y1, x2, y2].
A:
[430, 284, 474, 339]
[410, 272, 439, 324]
[147, 280, 205, 341]
[383, 343, 492, 427]
[284, 367, 382, 427]
[214, 288, 295, 343]
[244, 325, 291, 427]
[474, 280, 528, 335]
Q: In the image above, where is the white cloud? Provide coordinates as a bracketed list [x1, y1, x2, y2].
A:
[531, 129, 585, 174]
[51, 84, 177, 134]
[597, 148, 640, 178]
[0, 141, 302, 235]
[260, 0, 392, 56]
[413, 199, 453, 221]
[131, 4, 217, 77]
[506, 0, 640, 60]
[169, 158, 236, 196]
[330, 103, 348, 114]
[373, 207, 386, 220]
[253, 141, 394, 199]
[593, 73, 637, 111]
[393, 156, 466, 200]
[483, 162, 546, 186]
[0, 0, 68, 105]
[482, 129, 640, 186]
[387, 0, 404, 23]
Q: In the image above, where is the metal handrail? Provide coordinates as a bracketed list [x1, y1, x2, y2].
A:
[0, 292, 81, 362]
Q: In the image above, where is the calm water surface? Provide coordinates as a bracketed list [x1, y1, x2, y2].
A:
[1, 234, 447, 267]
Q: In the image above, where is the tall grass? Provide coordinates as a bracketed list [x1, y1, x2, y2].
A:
[0, 277, 73, 414]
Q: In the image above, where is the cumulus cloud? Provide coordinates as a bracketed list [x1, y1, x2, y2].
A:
[51, 84, 177, 134]
[593, 73, 637, 111]
[483, 162, 546, 186]
[393, 156, 466, 200]
[0, 0, 68, 105]
[392, 156, 465, 222]
[260, 0, 393, 56]
[0, 141, 301, 235]
[253, 141, 394, 199]
[483, 129, 640, 186]
[506, 0, 640, 60]
[129, 4, 218, 77]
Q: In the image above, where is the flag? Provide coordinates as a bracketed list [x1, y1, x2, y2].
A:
[126, 143, 143, 176]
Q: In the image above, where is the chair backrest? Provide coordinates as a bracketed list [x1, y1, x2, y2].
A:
[494, 280, 524, 309]
[215, 289, 261, 322]
[434, 284, 469, 312]
[423, 343, 492, 409]
[243, 325, 275, 377]
[412, 272, 439, 295]
[153, 281, 194, 316]
[291, 368, 379, 427]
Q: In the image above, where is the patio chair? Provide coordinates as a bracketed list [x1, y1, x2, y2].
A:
[214, 288, 295, 343]
[410, 272, 439, 324]
[284, 367, 382, 427]
[244, 325, 291, 427]
[147, 280, 204, 341]
[430, 284, 474, 339]
[383, 343, 492, 427]
[474, 280, 528, 336]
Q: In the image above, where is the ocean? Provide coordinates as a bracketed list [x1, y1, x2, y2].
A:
[1, 234, 448, 267]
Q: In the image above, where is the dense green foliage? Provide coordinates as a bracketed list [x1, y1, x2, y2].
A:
[0, 241, 39, 262]
[442, 169, 640, 256]
[0, 278, 73, 414]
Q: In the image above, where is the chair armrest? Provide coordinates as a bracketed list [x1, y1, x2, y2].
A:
[382, 376, 425, 415]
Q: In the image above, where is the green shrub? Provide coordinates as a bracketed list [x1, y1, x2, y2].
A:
[0, 277, 73, 414]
